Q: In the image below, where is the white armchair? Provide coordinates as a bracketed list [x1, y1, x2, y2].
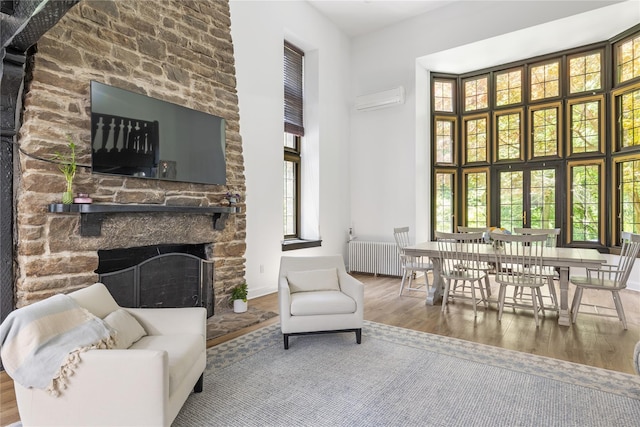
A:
[9, 283, 206, 426]
[278, 255, 364, 349]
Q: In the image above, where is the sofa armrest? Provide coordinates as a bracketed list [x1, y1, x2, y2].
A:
[124, 307, 206, 338]
[15, 349, 170, 426]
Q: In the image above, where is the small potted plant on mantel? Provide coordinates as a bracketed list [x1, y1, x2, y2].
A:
[53, 136, 77, 204]
[231, 283, 248, 313]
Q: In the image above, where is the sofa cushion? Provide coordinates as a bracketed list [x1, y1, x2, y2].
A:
[130, 334, 204, 396]
[103, 309, 147, 349]
[290, 290, 356, 316]
[68, 283, 119, 319]
[287, 268, 340, 293]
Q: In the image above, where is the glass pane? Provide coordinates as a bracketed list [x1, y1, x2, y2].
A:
[435, 119, 454, 163]
[498, 170, 523, 232]
[465, 117, 487, 163]
[284, 133, 296, 149]
[464, 76, 488, 112]
[570, 100, 600, 153]
[620, 159, 640, 234]
[617, 34, 640, 83]
[495, 69, 522, 106]
[569, 52, 601, 93]
[435, 172, 455, 233]
[496, 112, 521, 160]
[571, 164, 600, 241]
[530, 169, 556, 229]
[530, 61, 560, 100]
[434, 80, 454, 112]
[531, 107, 558, 157]
[620, 89, 640, 148]
[465, 171, 488, 228]
[283, 160, 296, 235]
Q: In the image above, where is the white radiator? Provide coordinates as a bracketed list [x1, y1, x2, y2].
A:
[348, 240, 402, 277]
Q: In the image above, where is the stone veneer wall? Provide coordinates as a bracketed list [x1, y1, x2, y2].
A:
[14, 0, 245, 308]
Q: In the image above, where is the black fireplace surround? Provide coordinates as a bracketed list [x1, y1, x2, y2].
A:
[96, 244, 214, 317]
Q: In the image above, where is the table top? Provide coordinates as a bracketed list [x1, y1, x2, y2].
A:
[405, 241, 606, 268]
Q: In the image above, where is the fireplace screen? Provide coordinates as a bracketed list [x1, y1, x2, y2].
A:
[99, 252, 214, 317]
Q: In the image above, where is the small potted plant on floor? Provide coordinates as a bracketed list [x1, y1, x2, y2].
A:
[231, 283, 248, 313]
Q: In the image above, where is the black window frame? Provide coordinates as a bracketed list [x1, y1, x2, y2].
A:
[283, 41, 304, 241]
[430, 24, 640, 249]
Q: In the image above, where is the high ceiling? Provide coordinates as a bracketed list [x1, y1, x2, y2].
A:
[307, 0, 459, 37]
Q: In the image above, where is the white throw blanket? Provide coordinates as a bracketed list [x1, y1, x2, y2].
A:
[0, 293, 114, 396]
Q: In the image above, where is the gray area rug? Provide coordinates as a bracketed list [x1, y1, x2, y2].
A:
[174, 321, 640, 426]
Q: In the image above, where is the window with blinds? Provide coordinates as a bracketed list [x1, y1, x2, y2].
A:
[284, 42, 304, 137]
[284, 42, 304, 239]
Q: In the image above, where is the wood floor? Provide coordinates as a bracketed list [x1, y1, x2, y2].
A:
[2, 273, 639, 426]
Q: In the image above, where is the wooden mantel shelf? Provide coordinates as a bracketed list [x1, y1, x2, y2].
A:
[48, 203, 238, 236]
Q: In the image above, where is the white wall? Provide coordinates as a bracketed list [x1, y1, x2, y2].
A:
[230, 1, 351, 298]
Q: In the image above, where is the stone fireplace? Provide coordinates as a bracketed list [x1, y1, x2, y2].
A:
[10, 0, 246, 311]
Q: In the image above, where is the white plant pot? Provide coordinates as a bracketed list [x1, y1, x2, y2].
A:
[233, 299, 247, 313]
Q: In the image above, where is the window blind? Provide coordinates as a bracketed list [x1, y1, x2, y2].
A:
[284, 41, 304, 136]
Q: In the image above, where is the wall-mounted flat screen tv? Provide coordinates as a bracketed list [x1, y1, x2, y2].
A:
[90, 81, 226, 185]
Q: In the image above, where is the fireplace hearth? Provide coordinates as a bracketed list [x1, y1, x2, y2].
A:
[97, 244, 214, 317]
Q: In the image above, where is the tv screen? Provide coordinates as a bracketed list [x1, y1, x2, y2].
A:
[90, 81, 226, 185]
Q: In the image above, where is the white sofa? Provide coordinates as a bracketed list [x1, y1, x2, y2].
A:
[278, 255, 364, 349]
[13, 283, 206, 426]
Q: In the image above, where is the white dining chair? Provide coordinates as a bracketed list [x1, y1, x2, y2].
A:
[513, 227, 561, 310]
[491, 231, 549, 327]
[394, 227, 433, 296]
[435, 231, 488, 317]
[457, 226, 493, 298]
[570, 232, 640, 330]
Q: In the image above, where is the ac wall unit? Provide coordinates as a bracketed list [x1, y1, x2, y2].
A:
[354, 86, 405, 112]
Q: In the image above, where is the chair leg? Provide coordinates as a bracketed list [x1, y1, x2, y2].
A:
[470, 280, 478, 317]
[611, 291, 628, 330]
[571, 287, 584, 324]
[478, 278, 488, 309]
[536, 288, 545, 317]
[194, 373, 204, 393]
[531, 288, 540, 327]
[483, 275, 491, 299]
[283, 334, 290, 350]
[512, 286, 521, 301]
[497, 285, 506, 322]
[399, 270, 408, 296]
[355, 328, 362, 344]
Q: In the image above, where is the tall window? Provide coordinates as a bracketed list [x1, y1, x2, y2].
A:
[463, 115, 488, 164]
[463, 169, 489, 227]
[284, 41, 304, 239]
[434, 170, 456, 233]
[568, 160, 603, 242]
[615, 157, 640, 238]
[431, 24, 640, 246]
